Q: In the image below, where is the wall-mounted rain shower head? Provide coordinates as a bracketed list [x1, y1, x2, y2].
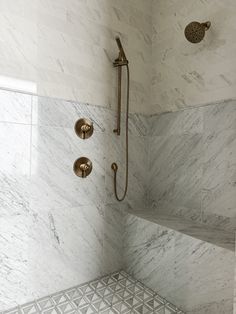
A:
[184, 21, 211, 43]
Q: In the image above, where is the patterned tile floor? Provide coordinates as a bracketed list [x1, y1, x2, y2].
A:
[1, 271, 184, 314]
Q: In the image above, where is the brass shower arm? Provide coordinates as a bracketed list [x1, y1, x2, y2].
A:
[202, 21, 211, 30]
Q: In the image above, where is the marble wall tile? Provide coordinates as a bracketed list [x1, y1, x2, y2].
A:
[148, 132, 203, 215]
[202, 129, 236, 219]
[32, 96, 114, 133]
[30, 125, 106, 211]
[128, 112, 150, 137]
[47, 204, 105, 283]
[124, 214, 176, 297]
[123, 213, 235, 314]
[3, 0, 236, 116]
[0, 123, 31, 217]
[103, 204, 127, 273]
[149, 100, 236, 231]
[151, 0, 236, 114]
[0, 204, 106, 311]
[0, 214, 36, 310]
[32, 94, 150, 137]
[1, 89, 235, 313]
[0, 0, 152, 114]
[234, 247, 236, 314]
[0, 89, 32, 124]
[201, 100, 236, 227]
[203, 100, 236, 133]
[187, 299, 234, 314]
[149, 108, 203, 137]
[0, 89, 148, 311]
[172, 233, 234, 312]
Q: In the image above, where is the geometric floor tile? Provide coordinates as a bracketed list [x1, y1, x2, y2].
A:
[1, 271, 185, 314]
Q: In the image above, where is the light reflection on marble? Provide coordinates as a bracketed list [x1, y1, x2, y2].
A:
[0, 89, 32, 124]
[0, 123, 31, 217]
[0, 0, 152, 114]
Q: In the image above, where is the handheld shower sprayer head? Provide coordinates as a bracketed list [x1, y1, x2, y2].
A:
[114, 37, 128, 66]
[115, 37, 127, 60]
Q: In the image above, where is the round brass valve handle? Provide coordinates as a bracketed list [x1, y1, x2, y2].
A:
[73, 157, 92, 178]
[74, 118, 94, 139]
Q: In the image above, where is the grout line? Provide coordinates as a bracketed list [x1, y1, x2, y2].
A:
[150, 97, 236, 117]
[0, 120, 31, 126]
[1, 86, 235, 119]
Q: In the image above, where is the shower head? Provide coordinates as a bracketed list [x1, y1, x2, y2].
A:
[184, 21, 211, 43]
[115, 37, 128, 62]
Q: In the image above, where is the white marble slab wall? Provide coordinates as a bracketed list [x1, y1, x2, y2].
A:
[147, 99, 236, 232]
[123, 213, 235, 314]
[151, 0, 236, 114]
[0, 88, 148, 311]
[0, 0, 152, 115]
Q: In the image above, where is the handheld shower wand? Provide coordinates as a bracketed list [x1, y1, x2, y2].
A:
[113, 37, 129, 135]
[114, 37, 128, 65]
[111, 37, 130, 201]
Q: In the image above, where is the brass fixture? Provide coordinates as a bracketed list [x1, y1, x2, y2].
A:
[111, 37, 130, 202]
[75, 118, 94, 139]
[185, 21, 211, 43]
[113, 37, 129, 135]
[73, 157, 92, 178]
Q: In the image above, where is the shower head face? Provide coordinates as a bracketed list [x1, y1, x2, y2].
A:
[184, 21, 210, 43]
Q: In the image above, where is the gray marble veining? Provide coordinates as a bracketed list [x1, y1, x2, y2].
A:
[1, 88, 236, 313]
[0, 0, 153, 114]
[151, 1, 236, 115]
[0, 89, 32, 124]
[0, 122, 31, 217]
[0, 89, 147, 311]
[149, 99, 236, 233]
[123, 213, 235, 314]
[127, 209, 235, 251]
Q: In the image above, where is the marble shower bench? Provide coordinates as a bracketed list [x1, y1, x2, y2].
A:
[127, 209, 235, 251]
